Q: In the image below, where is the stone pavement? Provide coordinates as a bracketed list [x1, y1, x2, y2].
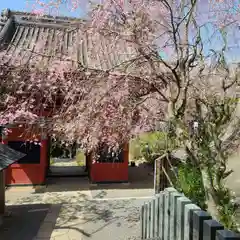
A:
[32, 198, 148, 240]
[2, 184, 153, 240]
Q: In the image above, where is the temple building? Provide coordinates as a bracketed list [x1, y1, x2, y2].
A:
[0, 9, 131, 185]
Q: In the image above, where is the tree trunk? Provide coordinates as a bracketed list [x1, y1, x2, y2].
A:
[201, 169, 219, 220]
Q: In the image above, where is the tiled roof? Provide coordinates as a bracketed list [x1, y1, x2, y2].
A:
[0, 9, 137, 72]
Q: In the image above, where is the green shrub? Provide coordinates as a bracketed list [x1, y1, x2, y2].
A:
[50, 158, 54, 166]
[75, 150, 85, 166]
[217, 187, 239, 231]
[129, 137, 142, 160]
[139, 132, 166, 163]
[175, 161, 206, 210]
[174, 162, 239, 231]
[129, 131, 167, 164]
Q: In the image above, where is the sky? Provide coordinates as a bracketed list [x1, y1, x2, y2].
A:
[0, 0, 85, 17]
[0, 0, 29, 13]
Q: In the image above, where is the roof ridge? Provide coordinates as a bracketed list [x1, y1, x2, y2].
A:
[0, 9, 11, 23]
[0, 9, 87, 30]
[1, 9, 86, 23]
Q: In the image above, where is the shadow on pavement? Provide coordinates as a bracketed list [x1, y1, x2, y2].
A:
[2, 200, 144, 240]
[0, 204, 54, 240]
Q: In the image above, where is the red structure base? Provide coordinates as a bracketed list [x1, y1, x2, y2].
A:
[3, 126, 129, 185]
[89, 143, 129, 183]
[3, 126, 48, 186]
[90, 163, 128, 183]
[5, 164, 46, 185]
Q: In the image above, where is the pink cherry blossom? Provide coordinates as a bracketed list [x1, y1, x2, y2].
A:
[0, 0, 239, 151]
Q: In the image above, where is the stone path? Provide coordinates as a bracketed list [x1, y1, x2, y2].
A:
[49, 157, 87, 177]
[51, 158, 79, 166]
[32, 198, 146, 240]
[2, 186, 153, 240]
[1, 163, 154, 239]
[48, 166, 87, 177]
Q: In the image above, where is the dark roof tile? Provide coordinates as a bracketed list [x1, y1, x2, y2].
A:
[0, 9, 138, 72]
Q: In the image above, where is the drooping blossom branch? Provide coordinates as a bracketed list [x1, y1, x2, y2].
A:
[0, 0, 239, 152]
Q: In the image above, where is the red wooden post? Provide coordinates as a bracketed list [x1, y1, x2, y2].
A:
[0, 129, 7, 216]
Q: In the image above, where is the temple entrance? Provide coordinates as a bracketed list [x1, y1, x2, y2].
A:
[46, 140, 129, 183]
[46, 138, 88, 178]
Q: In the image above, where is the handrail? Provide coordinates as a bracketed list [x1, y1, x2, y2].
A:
[154, 152, 178, 193]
